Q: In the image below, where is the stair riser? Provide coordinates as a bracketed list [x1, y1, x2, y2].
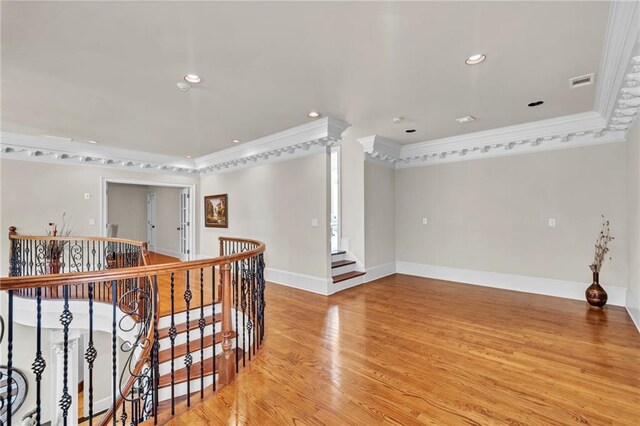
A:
[159, 323, 221, 350]
[331, 274, 366, 294]
[331, 263, 356, 276]
[331, 253, 346, 262]
[159, 345, 221, 376]
[158, 374, 217, 401]
[158, 305, 217, 329]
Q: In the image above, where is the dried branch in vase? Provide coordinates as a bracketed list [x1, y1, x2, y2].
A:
[590, 215, 614, 273]
[45, 212, 73, 260]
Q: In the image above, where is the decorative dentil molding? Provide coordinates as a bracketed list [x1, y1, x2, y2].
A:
[0, 117, 350, 175]
[595, 0, 640, 130]
[359, 112, 626, 169]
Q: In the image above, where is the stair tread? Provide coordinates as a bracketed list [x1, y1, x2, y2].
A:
[158, 313, 221, 340]
[331, 250, 346, 256]
[158, 330, 237, 363]
[158, 348, 243, 388]
[331, 260, 356, 268]
[333, 271, 366, 283]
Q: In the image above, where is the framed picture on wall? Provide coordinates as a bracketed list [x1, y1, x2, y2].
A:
[204, 194, 228, 228]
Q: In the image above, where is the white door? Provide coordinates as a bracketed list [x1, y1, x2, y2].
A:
[179, 188, 190, 261]
[147, 193, 156, 252]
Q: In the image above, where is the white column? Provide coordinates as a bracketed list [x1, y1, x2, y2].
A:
[50, 330, 80, 426]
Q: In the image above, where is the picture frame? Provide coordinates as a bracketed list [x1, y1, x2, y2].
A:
[204, 194, 228, 228]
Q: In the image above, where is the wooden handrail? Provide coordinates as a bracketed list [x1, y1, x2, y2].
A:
[8, 230, 147, 246]
[0, 240, 265, 290]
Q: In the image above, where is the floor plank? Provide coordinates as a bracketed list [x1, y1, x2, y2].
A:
[163, 273, 640, 425]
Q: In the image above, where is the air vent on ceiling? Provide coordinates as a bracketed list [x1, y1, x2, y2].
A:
[569, 73, 595, 88]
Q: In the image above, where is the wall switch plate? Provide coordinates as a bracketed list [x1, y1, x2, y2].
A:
[548, 218, 557, 227]
[422, 217, 428, 225]
[89, 218, 95, 226]
[311, 218, 318, 227]
[84, 193, 91, 200]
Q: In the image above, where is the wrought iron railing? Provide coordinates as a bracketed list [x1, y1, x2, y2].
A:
[0, 229, 266, 426]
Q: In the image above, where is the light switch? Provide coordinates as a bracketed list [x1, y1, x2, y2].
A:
[311, 218, 318, 227]
[89, 218, 95, 226]
[84, 193, 91, 200]
[422, 217, 428, 225]
[548, 218, 557, 227]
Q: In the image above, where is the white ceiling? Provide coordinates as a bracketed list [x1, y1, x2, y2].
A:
[1, 1, 610, 157]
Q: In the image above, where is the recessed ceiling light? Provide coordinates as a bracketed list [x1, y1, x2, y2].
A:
[185, 155, 192, 159]
[392, 117, 404, 124]
[465, 54, 486, 65]
[184, 74, 202, 84]
[456, 116, 476, 124]
[308, 111, 320, 118]
[528, 100, 544, 107]
[232, 139, 241, 144]
[88, 140, 99, 144]
[405, 129, 416, 133]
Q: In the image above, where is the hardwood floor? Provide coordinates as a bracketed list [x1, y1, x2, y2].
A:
[162, 273, 640, 425]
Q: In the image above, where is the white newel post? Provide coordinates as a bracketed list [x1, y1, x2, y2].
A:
[51, 330, 80, 426]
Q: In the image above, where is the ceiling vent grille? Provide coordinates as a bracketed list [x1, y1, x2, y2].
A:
[570, 73, 595, 88]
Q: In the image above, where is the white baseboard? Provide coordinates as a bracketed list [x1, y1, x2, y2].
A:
[265, 267, 330, 295]
[396, 261, 627, 307]
[153, 247, 181, 258]
[627, 306, 640, 334]
[365, 262, 396, 282]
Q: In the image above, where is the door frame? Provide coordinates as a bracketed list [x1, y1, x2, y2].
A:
[147, 192, 157, 251]
[100, 177, 197, 261]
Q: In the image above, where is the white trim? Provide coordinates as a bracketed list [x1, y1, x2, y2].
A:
[395, 261, 627, 307]
[328, 274, 366, 295]
[365, 262, 396, 282]
[101, 177, 196, 261]
[594, 0, 640, 125]
[358, 113, 627, 169]
[265, 268, 330, 295]
[627, 306, 640, 334]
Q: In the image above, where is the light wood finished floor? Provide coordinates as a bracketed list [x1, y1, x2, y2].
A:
[161, 273, 640, 425]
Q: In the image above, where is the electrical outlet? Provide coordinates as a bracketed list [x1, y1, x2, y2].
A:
[311, 218, 318, 227]
[548, 218, 557, 227]
[89, 218, 95, 226]
[422, 217, 428, 225]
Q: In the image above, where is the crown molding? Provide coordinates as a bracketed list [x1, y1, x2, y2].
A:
[196, 117, 350, 174]
[594, 0, 640, 127]
[0, 132, 199, 175]
[358, 112, 626, 169]
[1, 117, 351, 175]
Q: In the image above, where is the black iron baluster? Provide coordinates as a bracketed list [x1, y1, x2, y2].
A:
[85, 283, 97, 425]
[111, 279, 117, 425]
[248, 256, 254, 359]
[153, 275, 160, 425]
[7, 290, 13, 426]
[241, 259, 246, 367]
[169, 272, 176, 415]
[212, 265, 216, 392]
[199, 268, 205, 398]
[59, 285, 73, 425]
[234, 261, 239, 373]
[32, 287, 45, 424]
[184, 270, 192, 407]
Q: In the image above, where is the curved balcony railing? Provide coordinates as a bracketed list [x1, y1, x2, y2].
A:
[0, 228, 266, 426]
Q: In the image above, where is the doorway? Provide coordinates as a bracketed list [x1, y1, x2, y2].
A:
[101, 178, 196, 261]
[330, 146, 341, 252]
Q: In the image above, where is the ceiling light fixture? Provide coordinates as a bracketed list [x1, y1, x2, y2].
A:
[455, 116, 476, 124]
[232, 139, 241, 144]
[88, 140, 99, 144]
[185, 155, 192, 159]
[528, 100, 544, 107]
[308, 111, 320, 118]
[465, 54, 486, 65]
[184, 74, 202, 84]
[405, 129, 416, 133]
[392, 117, 404, 124]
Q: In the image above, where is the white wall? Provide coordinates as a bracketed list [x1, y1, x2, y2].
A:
[0, 159, 198, 275]
[395, 143, 629, 290]
[107, 183, 148, 242]
[364, 162, 396, 274]
[627, 119, 640, 327]
[199, 153, 330, 280]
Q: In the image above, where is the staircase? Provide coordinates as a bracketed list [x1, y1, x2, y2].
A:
[331, 251, 365, 289]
